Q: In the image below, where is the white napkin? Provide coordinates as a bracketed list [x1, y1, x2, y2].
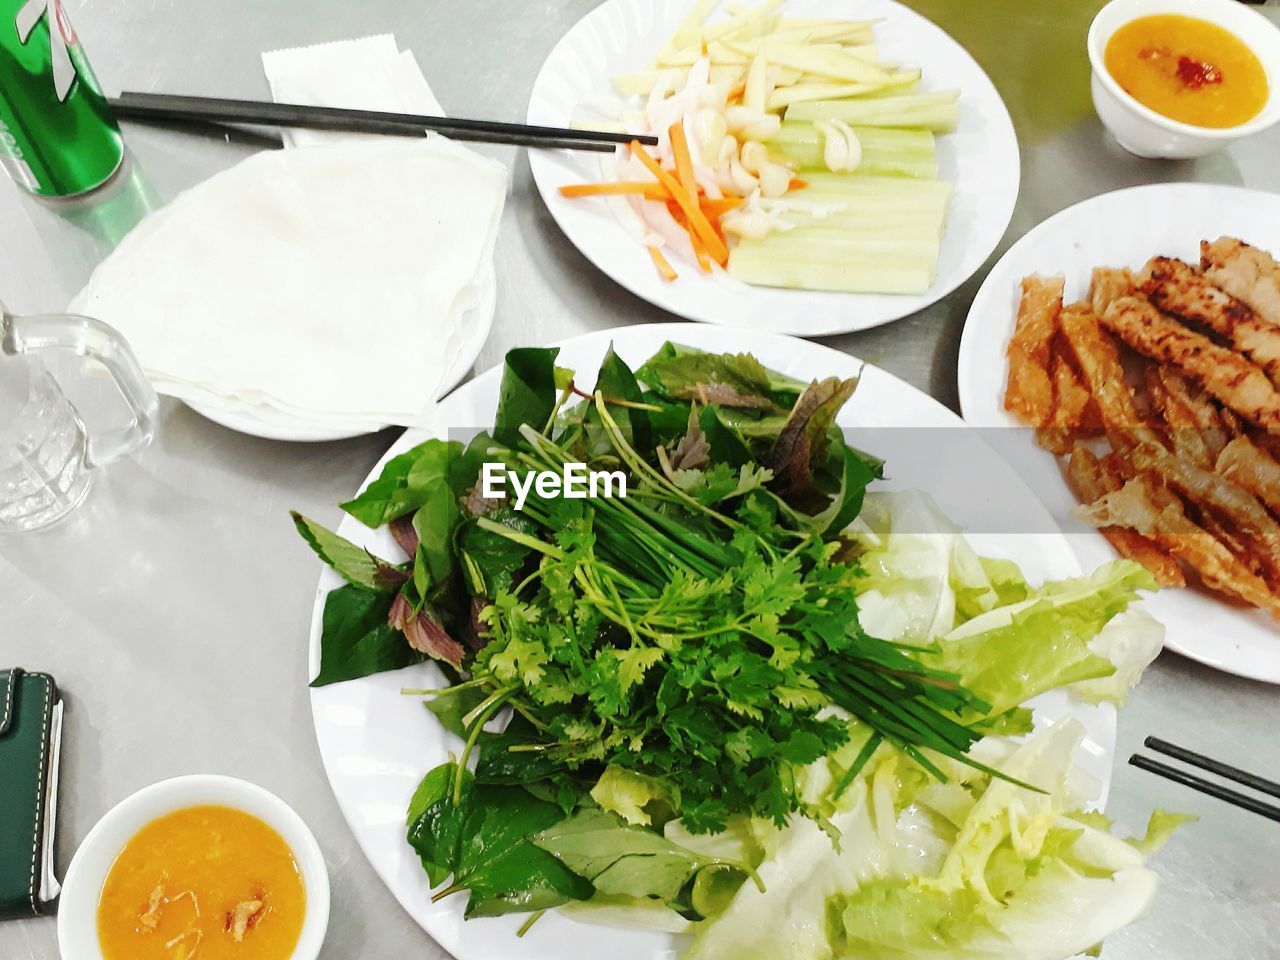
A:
[70, 36, 507, 431]
[262, 35, 443, 148]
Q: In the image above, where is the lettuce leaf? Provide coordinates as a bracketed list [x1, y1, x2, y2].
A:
[684, 778, 890, 960]
[1069, 607, 1164, 705]
[590, 766, 677, 827]
[689, 721, 1186, 960]
[930, 560, 1158, 715]
[831, 721, 1181, 959]
[852, 491, 965, 645]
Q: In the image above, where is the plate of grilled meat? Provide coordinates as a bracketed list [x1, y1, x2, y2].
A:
[959, 182, 1280, 683]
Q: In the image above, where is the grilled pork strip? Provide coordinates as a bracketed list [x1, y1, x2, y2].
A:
[1138, 255, 1280, 384]
[1201, 236, 1280, 330]
[1101, 296, 1280, 434]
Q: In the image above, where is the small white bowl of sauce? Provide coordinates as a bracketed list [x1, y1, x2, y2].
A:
[58, 775, 330, 960]
[1088, 0, 1280, 158]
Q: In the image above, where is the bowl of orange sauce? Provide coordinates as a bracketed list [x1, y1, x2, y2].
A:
[1088, 0, 1280, 158]
[58, 776, 330, 960]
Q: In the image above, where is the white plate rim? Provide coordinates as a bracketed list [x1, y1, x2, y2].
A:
[956, 180, 1280, 685]
[525, 0, 1021, 336]
[305, 322, 1120, 960]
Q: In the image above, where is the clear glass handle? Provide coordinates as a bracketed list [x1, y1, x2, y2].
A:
[0, 306, 159, 467]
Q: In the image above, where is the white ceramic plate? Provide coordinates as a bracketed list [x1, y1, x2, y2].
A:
[957, 182, 1280, 685]
[526, 0, 1019, 336]
[186, 269, 496, 442]
[308, 323, 1116, 960]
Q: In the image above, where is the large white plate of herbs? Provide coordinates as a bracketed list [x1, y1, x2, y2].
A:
[298, 323, 1174, 960]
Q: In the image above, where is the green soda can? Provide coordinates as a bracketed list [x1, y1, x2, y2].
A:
[0, 0, 124, 197]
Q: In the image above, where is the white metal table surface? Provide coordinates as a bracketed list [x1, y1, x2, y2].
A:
[2, 1, 1278, 958]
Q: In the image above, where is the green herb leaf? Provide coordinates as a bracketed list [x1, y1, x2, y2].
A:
[585, 346, 652, 457]
[407, 764, 594, 917]
[411, 479, 462, 591]
[534, 808, 755, 908]
[698, 404, 753, 467]
[407, 763, 469, 887]
[494, 347, 561, 448]
[809, 443, 883, 535]
[458, 507, 539, 597]
[341, 439, 464, 528]
[311, 584, 420, 686]
[768, 375, 860, 497]
[637, 343, 806, 408]
[473, 716, 575, 786]
[422, 686, 488, 739]
[291, 512, 406, 592]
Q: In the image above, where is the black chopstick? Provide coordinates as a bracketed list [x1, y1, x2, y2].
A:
[108, 92, 658, 153]
[1144, 736, 1280, 800]
[1129, 751, 1280, 824]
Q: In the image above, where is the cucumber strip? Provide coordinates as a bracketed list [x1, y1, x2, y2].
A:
[773, 123, 936, 152]
[727, 248, 935, 294]
[792, 173, 953, 197]
[765, 219, 944, 241]
[780, 196, 950, 220]
[786, 91, 961, 132]
[740, 235, 941, 260]
[783, 154, 937, 177]
[777, 147, 937, 171]
[771, 125, 937, 177]
[765, 73, 919, 110]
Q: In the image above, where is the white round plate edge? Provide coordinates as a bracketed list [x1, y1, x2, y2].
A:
[956, 181, 1280, 685]
[525, 0, 1021, 336]
[308, 323, 1117, 960]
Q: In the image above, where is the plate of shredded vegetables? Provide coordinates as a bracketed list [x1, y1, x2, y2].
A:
[297, 323, 1186, 960]
[526, 0, 1020, 334]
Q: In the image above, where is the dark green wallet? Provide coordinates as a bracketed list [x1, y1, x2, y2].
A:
[0, 668, 64, 919]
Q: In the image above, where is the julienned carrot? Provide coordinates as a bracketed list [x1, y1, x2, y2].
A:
[701, 197, 745, 218]
[629, 140, 728, 265]
[688, 227, 713, 273]
[789, 178, 808, 191]
[648, 245, 678, 282]
[667, 122, 712, 273]
[560, 181, 667, 199]
[662, 199, 711, 272]
[668, 121, 698, 206]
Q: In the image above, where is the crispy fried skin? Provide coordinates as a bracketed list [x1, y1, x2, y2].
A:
[1141, 366, 1221, 468]
[1089, 266, 1135, 316]
[1154, 367, 1232, 461]
[1066, 446, 1185, 587]
[1077, 473, 1280, 616]
[1036, 345, 1095, 454]
[1201, 236, 1280, 329]
[1138, 256, 1280, 384]
[1125, 438, 1280, 585]
[1101, 296, 1280, 434]
[1005, 274, 1064, 426]
[1127, 440, 1280, 542]
[1059, 304, 1144, 427]
[1218, 435, 1280, 515]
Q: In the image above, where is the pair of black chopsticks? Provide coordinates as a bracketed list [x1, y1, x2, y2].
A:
[107, 91, 657, 153]
[1130, 737, 1280, 823]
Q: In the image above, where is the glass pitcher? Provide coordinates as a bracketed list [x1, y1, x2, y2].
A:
[0, 303, 158, 532]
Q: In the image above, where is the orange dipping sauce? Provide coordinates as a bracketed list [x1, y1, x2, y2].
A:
[97, 805, 306, 960]
[1104, 14, 1269, 128]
